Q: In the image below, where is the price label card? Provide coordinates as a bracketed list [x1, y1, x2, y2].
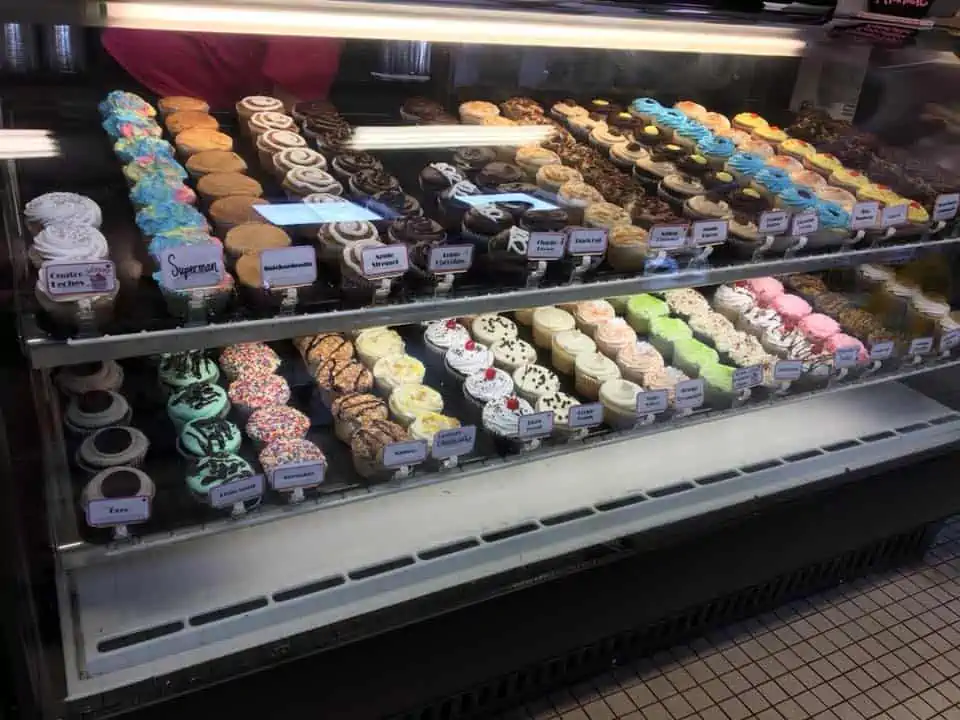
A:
[518, 411, 554, 439]
[85, 496, 150, 527]
[383, 439, 428, 467]
[269, 461, 326, 491]
[566, 228, 608, 256]
[209, 474, 264, 509]
[568, 403, 603, 428]
[941, 329, 960, 352]
[790, 211, 819, 237]
[691, 220, 728, 246]
[834, 346, 861, 368]
[909, 337, 934, 356]
[431, 425, 477, 459]
[850, 201, 880, 231]
[428, 244, 474, 274]
[259, 246, 317, 289]
[527, 231, 566, 260]
[361, 245, 409, 278]
[44, 260, 117, 298]
[880, 204, 908, 229]
[674, 379, 704, 410]
[934, 193, 960, 222]
[758, 210, 790, 235]
[636, 390, 669, 415]
[733, 365, 763, 390]
[648, 224, 688, 250]
[160, 244, 225, 290]
[774, 360, 803, 382]
[869, 341, 895, 361]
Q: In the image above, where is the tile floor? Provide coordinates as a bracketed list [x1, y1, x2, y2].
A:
[497, 518, 960, 720]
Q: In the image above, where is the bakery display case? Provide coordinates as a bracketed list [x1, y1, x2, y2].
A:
[7, 2, 960, 718]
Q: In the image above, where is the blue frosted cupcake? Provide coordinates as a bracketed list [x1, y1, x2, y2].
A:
[102, 111, 162, 140]
[178, 417, 242, 458]
[814, 201, 851, 246]
[629, 97, 663, 124]
[158, 351, 221, 394]
[123, 154, 188, 187]
[114, 136, 175, 164]
[674, 122, 713, 151]
[99, 90, 155, 118]
[130, 175, 197, 209]
[167, 382, 230, 430]
[723, 151, 765, 184]
[136, 201, 209, 239]
[776, 185, 818, 213]
[653, 108, 688, 135]
[751, 168, 793, 201]
[697, 136, 737, 170]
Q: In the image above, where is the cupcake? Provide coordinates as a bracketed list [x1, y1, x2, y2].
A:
[688, 311, 736, 346]
[185, 453, 256, 507]
[64, 390, 131, 437]
[723, 151, 766, 185]
[513, 364, 560, 405]
[625, 294, 669, 333]
[589, 124, 629, 152]
[463, 367, 515, 413]
[532, 306, 576, 349]
[255, 129, 307, 168]
[616, 341, 665, 384]
[424, 319, 470, 358]
[556, 182, 604, 211]
[599, 378, 643, 429]
[82, 466, 155, 522]
[751, 168, 794, 201]
[609, 142, 650, 171]
[185, 150, 248, 178]
[55, 360, 124, 395]
[753, 124, 787, 147]
[313, 359, 374, 401]
[295, 334, 353, 370]
[776, 186, 819, 214]
[388, 383, 444, 427]
[409, 413, 462, 447]
[829, 168, 869, 194]
[766, 155, 804, 175]
[574, 352, 621, 400]
[332, 393, 388, 443]
[175, 128, 233, 157]
[791, 170, 828, 190]
[701, 112, 731, 133]
[444, 340, 493, 382]
[696, 136, 736, 169]
[552, 99, 589, 122]
[245, 405, 310, 449]
[77, 426, 149, 473]
[798, 313, 842, 350]
[805, 152, 844, 178]
[178, 417, 242, 458]
[740, 139, 774, 160]
[165, 110, 218, 136]
[583, 202, 631, 230]
[272, 147, 328, 181]
[236, 95, 284, 124]
[29, 222, 109, 267]
[673, 122, 713, 152]
[168, 382, 230, 430]
[536, 392, 580, 437]
[575, 300, 616, 337]
[515, 145, 561, 179]
[671, 338, 719, 378]
[459, 101, 500, 125]
[223, 224, 291, 263]
[664, 288, 710, 320]
[247, 111, 295, 137]
[769, 294, 812, 328]
[227, 374, 289, 421]
[283, 167, 343, 199]
[732, 112, 768, 133]
[551, 329, 597, 375]
[594, 318, 637, 358]
[330, 152, 383, 183]
[208, 196, 269, 238]
[628, 98, 663, 124]
[157, 351, 220, 394]
[649, 316, 693, 358]
[471, 314, 519, 346]
[355, 327, 405, 368]
[373, 354, 426, 394]
[259, 439, 326, 490]
[461, 205, 514, 245]
[536, 164, 583, 194]
[606, 225, 650, 273]
[158, 95, 208, 116]
[490, 338, 537, 373]
[700, 363, 738, 407]
[316, 221, 379, 265]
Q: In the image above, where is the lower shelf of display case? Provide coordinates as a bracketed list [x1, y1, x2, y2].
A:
[59, 381, 960, 703]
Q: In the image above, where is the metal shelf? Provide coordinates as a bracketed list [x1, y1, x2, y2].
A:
[52, 351, 960, 571]
[59, 382, 960, 705]
[22, 235, 960, 369]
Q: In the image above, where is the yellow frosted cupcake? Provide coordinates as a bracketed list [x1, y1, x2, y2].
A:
[857, 183, 900, 205]
[780, 138, 816, 161]
[388, 383, 443, 427]
[355, 327, 405, 368]
[829, 168, 869, 193]
[753, 125, 788, 146]
[373, 353, 426, 394]
[805, 152, 843, 177]
[907, 200, 930, 226]
[409, 412, 460, 444]
[732, 112, 768, 132]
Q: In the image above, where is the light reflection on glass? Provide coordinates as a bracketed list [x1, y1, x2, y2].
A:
[254, 200, 382, 226]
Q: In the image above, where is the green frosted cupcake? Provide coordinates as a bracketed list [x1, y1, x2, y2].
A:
[178, 417, 242, 458]
[649, 316, 693, 358]
[185, 453, 255, 504]
[606, 295, 632, 314]
[700, 363, 737, 406]
[157, 351, 220, 394]
[167, 382, 230, 430]
[626, 294, 669, 333]
[672, 338, 720, 378]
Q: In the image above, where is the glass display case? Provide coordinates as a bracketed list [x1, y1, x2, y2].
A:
[6, 1, 960, 717]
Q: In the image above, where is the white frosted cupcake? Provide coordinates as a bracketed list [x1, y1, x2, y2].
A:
[389, 383, 444, 427]
[424, 319, 470, 357]
[536, 392, 580, 437]
[551, 329, 597, 375]
[574, 352, 621, 400]
[712, 284, 756, 323]
[532, 306, 576, 349]
[471, 313, 519, 346]
[513, 364, 560, 405]
[490, 338, 537, 373]
[373, 353, 425, 395]
[599, 378, 643, 429]
[444, 340, 493, 383]
[463, 367, 515, 412]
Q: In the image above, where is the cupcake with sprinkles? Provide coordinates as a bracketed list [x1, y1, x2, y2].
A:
[228, 374, 290, 421]
[245, 405, 310, 449]
[258, 438, 326, 481]
[219, 342, 281, 381]
[178, 417, 242, 458]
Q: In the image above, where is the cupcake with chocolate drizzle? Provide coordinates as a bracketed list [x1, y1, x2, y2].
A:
[178, 417, 242, 458]
[157, 350, 220, 394]
[168, 382, 230, 430]
[185, 453, 257, 508]
[330, 151, 383, 183]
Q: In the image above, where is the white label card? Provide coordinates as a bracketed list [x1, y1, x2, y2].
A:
[269, 461, 326, 491]
[733, 365, 763, 390]
[758, 210, 790, 235]
[691, 220, 728, 246]
[674, 379, 704, 410]
[648, 224, 688, 250]
[382, 439, 428, 468]
[834, 346, 861, 368]
[518, 411, 554, 438]
[909, 337, 934, 356]
[934, 193, 960, 222]
[431, 425, 477, 459]
[636, 390, 669, 415]
[209, 474, 264, 509]
[568, 403, 603, 428]
[526, 231, 566, 260]
[259, 246, 317, 289]
[566, 228, 608, 256]
[869, 341, 894, 361]
[427, 244, 474, 274]
[160, 244, 225, 290]
[44, 260, 117, 298]
[85, 496, 150, 527]
[790, 211, 819, 237]
[361, 245, 409, 278]
[941, 329, 960, 352]
[773, 360, 803, 382]
[850, 201, 880, 231]
[881, 204, 908, 229]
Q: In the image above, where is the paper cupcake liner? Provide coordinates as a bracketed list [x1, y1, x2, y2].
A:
[63, 407, 133, 439]
[75, 448, 146, 478]
[602, 403, 638, 430]
[574, 372, 603, 401]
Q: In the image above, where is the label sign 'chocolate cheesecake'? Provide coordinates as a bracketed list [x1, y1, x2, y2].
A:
[161, 244, 225, 290]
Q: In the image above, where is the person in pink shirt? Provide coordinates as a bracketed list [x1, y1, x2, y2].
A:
[102, 30, 342, 108]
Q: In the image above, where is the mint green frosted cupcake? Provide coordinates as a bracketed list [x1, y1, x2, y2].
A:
[606, 295, 632, 314]
[672, 338, 720, 378]
[626, 294, 669, 334]
[649, 316, 693, 358]
[701, 363, 737, 406]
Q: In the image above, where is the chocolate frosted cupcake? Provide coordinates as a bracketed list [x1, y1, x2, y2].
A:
[77, 426, 150, 473]
[315, 359, 374, 401]
[292, 98, 338, 124]
[419, 162, 466, 196]
[500, 96, 544, 120]
[312, 126, 354, 158]
[475, 162, 524, 188]
[492, 183, 540, 219]
[316, 220, 381, 265]
[727, 188, 771, 243]
[437, 180, 483, 230]
[520, 208, 569, 233]
[367, 190, 422, 223]
[332, 392, 388, 443]
[330, 151, 383, 183]
[627, 195, 682, 229]
[349, 169, 401, 198]
[453, 147, 497, 176]
[400, 96, 446, 124]
[64, 390, 131, 436]
[388, 216, 447, 270]
[351, 419, 409, 479]
[462, 204, 515, 245]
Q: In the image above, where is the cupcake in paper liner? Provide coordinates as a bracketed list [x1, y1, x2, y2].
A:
[157, 350, 220, 395]
[616, 341, 665, 385]
[185, 453, 258, 509]
[246, 405, 310, 450]
[313, 358, 374, 406]
[218, 342, 281, 381]
[350, 419, 410, 479]
[423, 319, 470, 359]
[332, 392, 388, 443]
[56, 360, 124, 395]
[82, 466, 155, 524]
[463, 366, 515, 416]
[178, 417, 242, 459]
[444, 340, 493, 384]
[373, 354, 425, 395]
[482, 395, 535, 452]
[259, 438, 326, 486]
[389, 383, 444, 427]
[64, 390, 131, 438]
[536, 392, 579, 437]
[296, 333, 354, 373]
[227, 374, 289, 422]
[76, 426, 150, 475]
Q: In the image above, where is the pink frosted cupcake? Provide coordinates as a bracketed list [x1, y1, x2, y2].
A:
[769, 294, 812, 329]
[594, 318, 637, 358]
[228, 374, 291, 421]
[742, 278, 784, 306]
[798, 313, 841, 351]
[574, 300, 617, 337]
[823, 334, 867, 363]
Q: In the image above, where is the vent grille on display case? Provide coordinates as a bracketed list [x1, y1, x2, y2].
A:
[390, 524, 936, 720]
